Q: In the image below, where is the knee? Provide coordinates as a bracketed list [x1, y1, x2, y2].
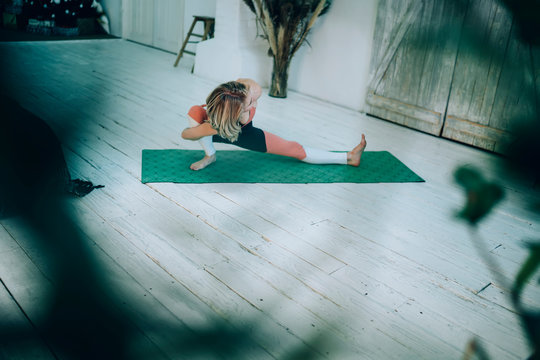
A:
[181, 128, 190, 139]
[289, 142, 307, 160]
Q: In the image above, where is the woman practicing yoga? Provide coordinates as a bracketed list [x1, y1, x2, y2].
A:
[181, 78, 367, 170]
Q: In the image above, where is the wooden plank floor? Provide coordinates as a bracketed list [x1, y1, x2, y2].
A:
[1, 39, 539, 359]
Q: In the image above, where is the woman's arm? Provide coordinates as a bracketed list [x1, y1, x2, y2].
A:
[181, 122, 217, 140]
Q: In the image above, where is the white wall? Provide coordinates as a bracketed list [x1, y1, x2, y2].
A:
[120, 0, 185, 53]
[194, 0, 378, 112]
[183, 1, 216, 37]
[99, 0, 122, 37]
[288, 0, 378, 111]
[122, 0, 154, 45]
[153, 1, 185, 52]
[180, 1, 216, 58]
[116, 0, 378, 111]
[107, 0, 215, 52]
[194, 0, 271, 86]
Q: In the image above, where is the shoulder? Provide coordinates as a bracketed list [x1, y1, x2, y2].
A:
[188, 105, 208, 122]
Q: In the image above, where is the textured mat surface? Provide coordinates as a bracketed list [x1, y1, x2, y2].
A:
[141, 150, 424, 184]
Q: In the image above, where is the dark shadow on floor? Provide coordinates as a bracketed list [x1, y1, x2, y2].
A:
[0, 27, 117, 42]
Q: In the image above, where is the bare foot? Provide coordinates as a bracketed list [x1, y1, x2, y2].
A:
[347, 134, 367, 166]
[190, 154, 216, 170]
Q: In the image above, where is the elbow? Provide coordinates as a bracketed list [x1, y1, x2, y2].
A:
[181, 129, 190, 140]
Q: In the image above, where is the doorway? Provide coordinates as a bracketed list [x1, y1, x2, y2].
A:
[366, 0, 539, 154]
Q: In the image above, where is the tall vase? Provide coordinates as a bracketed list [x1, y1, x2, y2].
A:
[269, 57, 291, 98]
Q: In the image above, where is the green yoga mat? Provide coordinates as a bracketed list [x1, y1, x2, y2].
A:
[141, 150, 424, 184]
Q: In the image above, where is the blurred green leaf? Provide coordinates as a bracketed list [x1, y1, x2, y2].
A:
[504, 120, 540, 188]
[454, 166, 504, 224]
[512, 243, 540, 353]
[512, 243, 540, 303]
[520, 311, 540, 357]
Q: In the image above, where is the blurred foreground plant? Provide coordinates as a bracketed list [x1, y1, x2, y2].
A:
[436, 0, 540, 358]
[455, 163, 540, 360]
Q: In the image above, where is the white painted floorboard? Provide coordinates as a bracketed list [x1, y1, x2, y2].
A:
[1, 39, 539, 359]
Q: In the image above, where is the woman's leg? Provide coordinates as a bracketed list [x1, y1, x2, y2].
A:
[188, 117, 216, 156]
[186, 106, 217, 170]
[199, 120, 367, 167]
[264, 131, 367, 166]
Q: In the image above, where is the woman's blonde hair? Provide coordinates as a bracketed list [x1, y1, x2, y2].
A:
[206, 81, 248, 142]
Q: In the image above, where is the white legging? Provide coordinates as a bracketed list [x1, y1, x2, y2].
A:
[302, 147, 347, 164]
[189, 117, 216, 156]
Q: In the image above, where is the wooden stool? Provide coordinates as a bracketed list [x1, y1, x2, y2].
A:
[174, 16, 215, 67]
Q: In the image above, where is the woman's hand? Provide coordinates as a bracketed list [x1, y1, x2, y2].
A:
[237, 78, 262, 103]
